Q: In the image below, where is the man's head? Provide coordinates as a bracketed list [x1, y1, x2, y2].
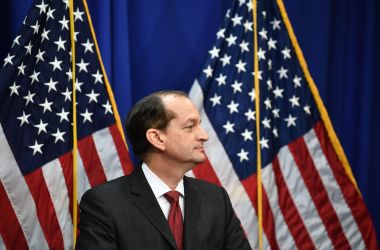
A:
[125, 90, 208, 168]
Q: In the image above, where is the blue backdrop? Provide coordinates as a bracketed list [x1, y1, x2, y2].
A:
[1, 0, 379, 243]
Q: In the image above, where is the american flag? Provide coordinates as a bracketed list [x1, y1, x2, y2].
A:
[187, 0, 378, 249]
[0, 0, 133, 249]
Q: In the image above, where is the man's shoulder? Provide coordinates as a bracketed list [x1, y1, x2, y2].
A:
[185, 176, 224, 195]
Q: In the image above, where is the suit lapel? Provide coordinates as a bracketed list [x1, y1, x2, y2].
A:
[129, 167, 178, 249]
[183, 177, 201, 250]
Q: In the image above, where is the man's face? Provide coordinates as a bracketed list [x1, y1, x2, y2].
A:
[161, 95, 209, 168]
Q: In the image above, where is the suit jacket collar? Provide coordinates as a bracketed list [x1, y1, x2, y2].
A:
[183, 177, 201, 250]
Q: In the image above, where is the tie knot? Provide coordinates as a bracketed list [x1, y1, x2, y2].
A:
[164, 191, 180, 203]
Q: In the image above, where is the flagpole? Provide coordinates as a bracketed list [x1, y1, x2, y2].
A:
[252, 0, 263, 249]
[68, 0, 78, 247]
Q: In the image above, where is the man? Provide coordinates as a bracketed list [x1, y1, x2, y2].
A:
[76, 90, 251, 250]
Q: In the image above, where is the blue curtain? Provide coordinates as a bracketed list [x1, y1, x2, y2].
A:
[1, 0, 379, 243]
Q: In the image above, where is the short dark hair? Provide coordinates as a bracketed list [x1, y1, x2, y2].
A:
[125, 90, 188, 160]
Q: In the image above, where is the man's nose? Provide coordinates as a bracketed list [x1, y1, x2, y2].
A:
[198, 125, 209, 141]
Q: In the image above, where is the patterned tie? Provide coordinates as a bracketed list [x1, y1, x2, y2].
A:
[164, 191, 183, 250]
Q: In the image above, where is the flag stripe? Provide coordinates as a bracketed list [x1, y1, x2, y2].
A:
[191, 158, 222, 186]
[42, 159, 73, 250]
[288, 136, 351, 249]
[0, 181, 28, 250]
[78, 135, 107, 187]
[277, 145, 332, 249]
[59, 152, 74, 221]
[0, 125, 49, 250]
[109, 124, 134, 175]
[24, 168, 64, 250]
[92, 126, 124, 180]
[271, 157, 315, 250]
[305, 124, 365, 249]
[76, 150, 92, 202]
[314, 122, 378, 249]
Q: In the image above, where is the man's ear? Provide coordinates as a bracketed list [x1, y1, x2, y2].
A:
[146, 128, 166, 151]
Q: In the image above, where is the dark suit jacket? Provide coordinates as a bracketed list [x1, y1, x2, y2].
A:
[76, 167, 251, 250]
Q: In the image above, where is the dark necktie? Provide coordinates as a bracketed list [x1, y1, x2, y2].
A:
[164, 191, 183, 250]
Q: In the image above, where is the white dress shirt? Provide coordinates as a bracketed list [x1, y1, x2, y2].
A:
[142, 163, 184, 220]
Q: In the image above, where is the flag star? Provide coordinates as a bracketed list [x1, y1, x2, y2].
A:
[74, 7, 84, 21]
[243, 20, 253, 32]
[259, 28, 268, 40]
[41, 28, 50, 42]
[237, 149, 249, 162]
[80, 108, 93, 123]
[76, 59, 89, 73]
[304, 105, 312, 115]
[29, 140, 43, 155]
[209, 46, 220, 59]
[49, 57, 63, 71]
[209, 93, 222, 107]
[66, 68, 72, 81]
[3, 53, 15, 67]
[9, 82, 21, 96]
[241, 129, 253, 141]
[92, 70, 103, 84]
[35, 49, 45, 63]
[12, 35, 21, 47]
[239, 40, 249, 53]
[238, 0, 245, 6]
[215, 73, 227, 86]
[226, 34, 237, 47]
[59, 16, 69, 30]
[268, 59, 273, 70]
[245, 108, 255, 121]
[272, 108, 280, 118]
[30, 20, 40, 34]
[52, 128, 66, 143]
[46, 7, 55, 20]
[273, 86, 284, 98]
[29, 70, 40, 84]
[266, 79, 273, 90]
[17, 111, 31, 126]
[24, 41, 33, 54]
[223, 121, 235, 134]
[56, 108, 70, 122]
[252, 70, 262, 80]
[216, 28, 225, 39]
[231, 14, 242, 26]
[36, 0, 48, 13]
[260, 137, 269, 149]
[39, 98, 53, 113]
[235, 60, 246, 73]
[262, 11, 267, 18]
[23, 16, 27, 25]
[284, 114, 297, 127]
[264, 97, 272, 109]
[86, 89, 100, 103]
[33, 119, 48, 135]
[62, 0, 69, 9]
[248, 89, 255, 101]
[257, 47, 266, 60]
[277, 66, 288, 79]
[102, 101, 113, 114]
[203, 65, 213, 78]
[54, 36, 66, 51]
[226, 9, 230, 18]
[267, 38, 277, 50]
[220, 54, 231, 66]
[262, 117, 271, 128]
[81, 39, 94, 53]
[73, 31, 79, 42]
[270, 18, 281, 30]
[44, 77, 58, 92]
[23, 91, 35, 105]
[227, 100, 239, 114]
[281, 47, 291, 59]
[75, 78, 84, 92]
[231, 81, 243, 93]
[246, 1, 253, 11]
[293, 75, 302, 88]
[289, 95, 300, 107]
[273, 127, 279, 138]
[17, 62, 26, 75]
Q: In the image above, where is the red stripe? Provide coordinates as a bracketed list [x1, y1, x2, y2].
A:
[272, 157, 315, 250]
[0, 181, 28, 250]
[314, 122, 378, 249]
[288, 135, 351, 249]
[78, 135, 107, 187]
[24, 168, 64, 249]
[109, 124, 134, 175]
[241, 174, 280, 250]
[192, 157, 221, 186]
[59, 152, 73, 221]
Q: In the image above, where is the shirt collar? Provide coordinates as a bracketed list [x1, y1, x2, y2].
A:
[142, 162, 185, 198]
